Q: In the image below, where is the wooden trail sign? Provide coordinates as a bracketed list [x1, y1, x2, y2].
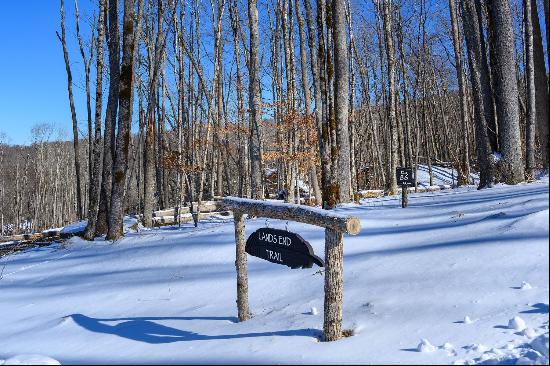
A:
[396, 167, 415, 186]
[246, 228, 324, 269]
[397, 167, 414, 208]
[223, 196, 361, 342]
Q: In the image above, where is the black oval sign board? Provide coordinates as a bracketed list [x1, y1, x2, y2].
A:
[245, 228, 324, 269]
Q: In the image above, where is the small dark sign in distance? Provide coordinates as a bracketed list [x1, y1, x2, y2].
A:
[245, 227, 324, 269]
[396, 167, 415, 186]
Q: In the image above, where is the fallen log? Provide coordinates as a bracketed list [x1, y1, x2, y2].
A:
[153, 210, 232, 225]
[152, 201, 222, 218]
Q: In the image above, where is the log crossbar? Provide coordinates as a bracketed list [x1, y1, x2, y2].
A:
[222, 197, 361, 235]
[223, 196, 362, 342]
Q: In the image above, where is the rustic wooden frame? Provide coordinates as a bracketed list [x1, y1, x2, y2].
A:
[223, 197, 361, 342]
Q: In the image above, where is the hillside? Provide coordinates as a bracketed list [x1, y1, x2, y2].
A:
[0, 178, 548, 365]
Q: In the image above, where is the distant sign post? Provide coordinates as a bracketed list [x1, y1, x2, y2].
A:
[396, 168, 415, 208]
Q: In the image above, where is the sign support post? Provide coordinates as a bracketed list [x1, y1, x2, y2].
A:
[401, 184, 408, 208]
[234, 211, 250, 322]
[396, 167, 414, 208]
[323, 228, 344, 341]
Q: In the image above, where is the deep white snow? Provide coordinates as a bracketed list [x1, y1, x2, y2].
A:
[0, 177, 548, 364]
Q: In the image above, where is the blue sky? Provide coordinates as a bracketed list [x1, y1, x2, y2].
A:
[0, 0, 95, 145]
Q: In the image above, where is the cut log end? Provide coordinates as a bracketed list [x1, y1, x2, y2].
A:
[346, 218, 361, 235]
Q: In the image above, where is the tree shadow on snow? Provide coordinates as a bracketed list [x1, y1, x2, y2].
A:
[520, 303, 549, 314]
[70, 314, 320, 344]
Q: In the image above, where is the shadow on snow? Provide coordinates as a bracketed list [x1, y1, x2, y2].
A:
[70, 314, 320, 344]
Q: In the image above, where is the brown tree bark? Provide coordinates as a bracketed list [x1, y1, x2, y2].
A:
[143, 0, 165, 228]
[530, 0, 549, 169]
[248, 0, 264, 200]
[96, 0, 121, 235]
[332, 0, 352, 203]
[524, 0, 536, 179]
[448, 0, 471, 185]
[382, 0, 398, 195]
[304, 0, 331, 209]
[84, 0, 107, 240]
[460, 0, 495, 188]
[107, 0, 143, 241]
[487, 0, 525, 184]
[57, 0, 83, 221]
[295, 0, 322, 205]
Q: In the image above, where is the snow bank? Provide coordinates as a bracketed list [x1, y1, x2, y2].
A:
[0, 355, 60, 365]
[59, 221, 86, 237]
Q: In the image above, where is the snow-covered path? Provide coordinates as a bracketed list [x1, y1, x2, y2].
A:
[0, 180, 548, 364]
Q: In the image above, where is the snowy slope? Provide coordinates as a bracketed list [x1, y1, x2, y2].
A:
[415, 164, 480, 188]
[0, 179, 548, 364]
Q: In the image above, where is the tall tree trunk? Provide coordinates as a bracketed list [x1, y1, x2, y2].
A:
[545, 0, 549, 96]
[58, 0, 83, 220]
[304, 0, 330, 208]
[460, 0, 495, 188]
[332, 0, 351, 202]
[524, 0, 536, 179]
[296, 0, 322, 205]
[143, 0, 164, 228]
[382, 0, 398, 195]
[248, 0, 264, 199]
[84, 0, 107, 240]
[487, 0, 524, 184]
[530, 0, 549, 169]
[97, 0, 121, 235]
[448, 0, 470, 185]
[107, 0, 142, 240]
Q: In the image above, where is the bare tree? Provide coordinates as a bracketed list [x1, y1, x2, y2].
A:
[57, 0, 83, 220]
[530, 0, 549, 169]
[143, 0, 166, 228]
[84, 0, 107, 240]
[524, 0, 536, 179]
[248, 0, 264, 199]
[460, 0, 495, 188]
[382, 0, 398, 195]
[332, 0, 352, 202]
[96, 0, 121, 235]
[107, 0, 143, 240]
[487, 0, 524, 183]
[448, 0, 470, 185]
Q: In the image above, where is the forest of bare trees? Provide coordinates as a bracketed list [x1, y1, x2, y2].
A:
[0, 0, 548, 238]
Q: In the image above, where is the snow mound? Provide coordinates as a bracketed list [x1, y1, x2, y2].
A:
[467, 333, 549, 365]
[509, 316, 527, 331]
[522, 328, 537, 339]
[521, 281, 533, 290]
[59, 220, 86, 237]
[464, 343, 488, 353]
[417, 338, 437, 353]
[1, 355, 60, 365]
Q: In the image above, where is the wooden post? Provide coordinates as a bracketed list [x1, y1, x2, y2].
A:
[234, 211, 250, 321]
[401, 185, 408, 208]
[323, 228, 344, 341]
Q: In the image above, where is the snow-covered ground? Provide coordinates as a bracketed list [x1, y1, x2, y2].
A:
[0, 178, 548, 364]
